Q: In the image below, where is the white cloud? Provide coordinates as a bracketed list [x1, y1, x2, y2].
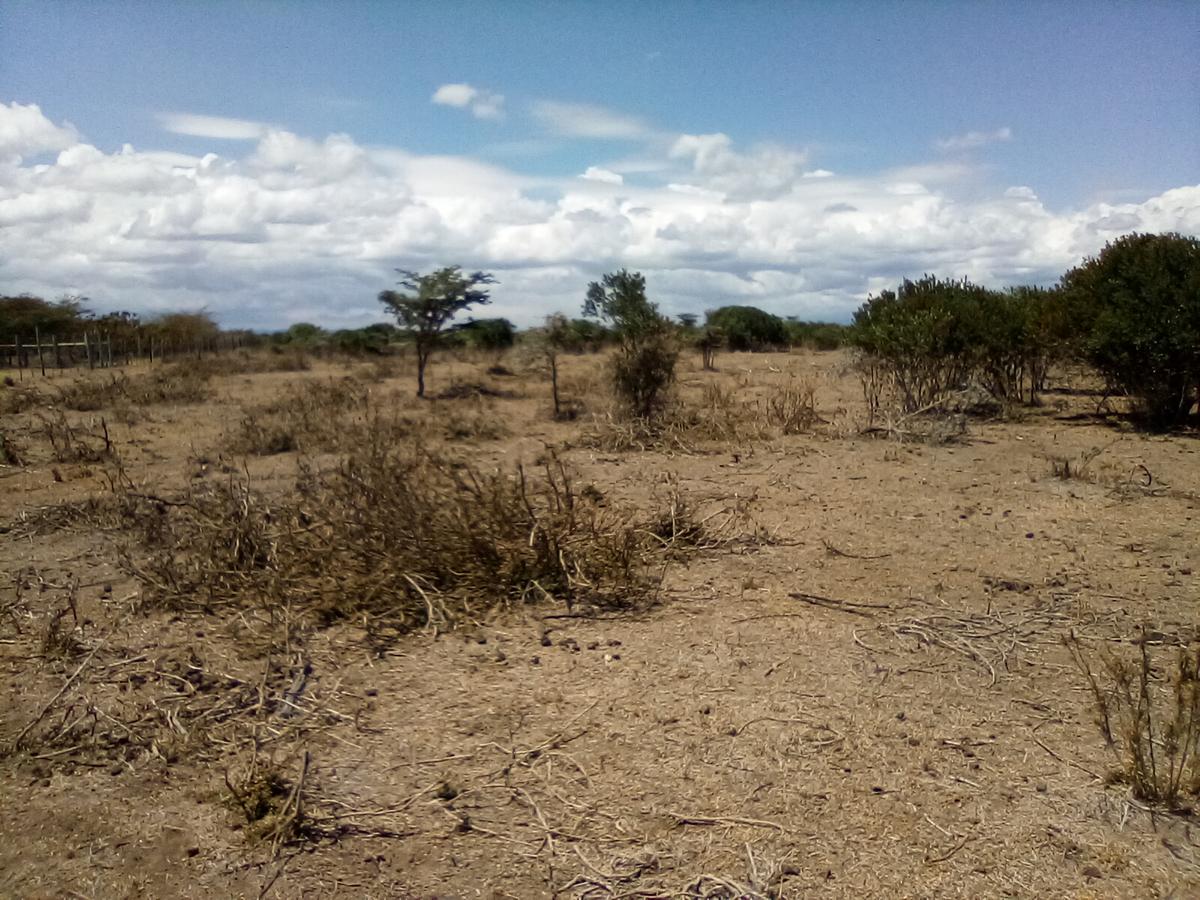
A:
[2, 102, 1198, 329]
[158, 112, 272, 140]
[936, 126, 1013, 152]
[531, 100, 653, 140]
[0, 101, 78, 160]
[669, 133, 810, 199]
[431, 83, 505, 120]
[580, 166, 623, 185]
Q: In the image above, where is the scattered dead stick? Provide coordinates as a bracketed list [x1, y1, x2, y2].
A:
[10, 641, 104, 751]
[789, 591, 893, 616]
[732, 716, 816, 736]
[1031, 736, 1104, 781]
[822, 539, 892, 560]
[271, 750, 311, 857]
[670, 812, 785, 832]
[924, 834, 970, 864]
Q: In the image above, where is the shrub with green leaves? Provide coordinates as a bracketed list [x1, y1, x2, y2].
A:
[585, 270, 678, 418]
[1062, 232, 1200, 428]
[851, 275, 1068, 413]
[705, 305, 788, 351]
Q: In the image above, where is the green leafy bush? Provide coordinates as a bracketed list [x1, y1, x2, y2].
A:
[705, 306, 788, 351]
[585, 270, 678, 418]
[1062, 232, 1200, 428]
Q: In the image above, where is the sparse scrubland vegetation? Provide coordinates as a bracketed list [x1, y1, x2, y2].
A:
[2, 232, 1200, 897]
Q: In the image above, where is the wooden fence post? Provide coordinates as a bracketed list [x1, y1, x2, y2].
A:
[53, 335, 61, 370]
[34, 328, 46, 376]
[84, 332, 93, 369]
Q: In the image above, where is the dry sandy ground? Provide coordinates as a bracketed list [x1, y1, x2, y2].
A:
[1, 348, 1198, 898]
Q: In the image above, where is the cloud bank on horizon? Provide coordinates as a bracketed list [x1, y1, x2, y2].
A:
[1, 99, 1197, 330]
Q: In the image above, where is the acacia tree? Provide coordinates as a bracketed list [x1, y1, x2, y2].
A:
[378, 266, 495, 397]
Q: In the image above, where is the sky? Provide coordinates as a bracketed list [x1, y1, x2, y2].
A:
[1, 0, 1197, 329]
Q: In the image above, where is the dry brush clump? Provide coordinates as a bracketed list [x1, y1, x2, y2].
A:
[51, 365, 211, 412]
[1068, 632, 1200, 809]
[229, 377, 379, 455]
[34, 410, 114, 463]
[581, 381, 823, 452]
[229, 377, 508, 456]
[121, 439, 677, 633]
[0, 378, 43, 414]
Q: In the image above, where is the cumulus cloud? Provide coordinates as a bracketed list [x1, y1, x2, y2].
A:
[669, 133, 810, 199]
[531, 100, 653, 140]
[580, 166, 623, 185]
[431, 83, 505, 120]
[158, 112, 273, 140]
[2, 101, 1198, 329]
[0, 101, 78, 160]
[936, 126, 1013, 152]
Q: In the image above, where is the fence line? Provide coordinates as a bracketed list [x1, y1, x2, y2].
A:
[0, 331, 250, 377]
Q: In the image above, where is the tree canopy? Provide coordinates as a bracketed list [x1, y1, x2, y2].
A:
[378, 266, 495, 396]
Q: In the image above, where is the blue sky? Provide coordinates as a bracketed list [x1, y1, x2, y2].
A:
[1, 1, 1197, 328]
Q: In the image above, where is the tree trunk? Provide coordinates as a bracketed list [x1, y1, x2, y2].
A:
[416, 349, 427, 397]
[550, 355, 560, 418]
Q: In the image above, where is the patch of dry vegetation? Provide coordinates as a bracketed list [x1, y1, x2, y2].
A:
[120, 439, 676, 633]
[1069, 633, 1200, 809]
[228, 376, 509, 456]
[582, 380, 822, 452]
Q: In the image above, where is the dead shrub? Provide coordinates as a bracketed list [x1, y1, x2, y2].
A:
[436, 398, 510, 442]
[225, 753, 312, 847]
[1, 428, 25, 466]
[122, 440, 670, 632]
[0, 380, 44, 414]
[190, 349, 311, 377]
[1068, 632, 1200, 808]
[759, 382, 822, 434]
[54, 366, 210, 411]
[229, 378, 376, 455]
[35, 411, 113, 463]
[581, 380, 822, 451]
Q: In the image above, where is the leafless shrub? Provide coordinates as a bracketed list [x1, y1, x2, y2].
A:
[437, 399, 510, 442]
[0, 380, 44, 414]
[122, 439, 673, 632]
[190, 349, 311, 377]
[228, 378, 377, 455]
[54, 366, 210, 411]
[0, 427, 25, 466]
[35, 411, 113, 463]
[1067, 632, 1200, 808]
[758, 382, 822, 434]
[225, 752, 312, 848]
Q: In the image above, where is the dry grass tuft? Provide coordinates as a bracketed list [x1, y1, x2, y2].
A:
[1068, 631, 1200, 808]
[758, 382, 822, 434]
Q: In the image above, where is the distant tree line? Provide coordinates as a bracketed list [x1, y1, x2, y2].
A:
[9, 230, 1195, 428]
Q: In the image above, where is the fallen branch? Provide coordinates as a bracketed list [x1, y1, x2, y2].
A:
[789, 591, 893, 616]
